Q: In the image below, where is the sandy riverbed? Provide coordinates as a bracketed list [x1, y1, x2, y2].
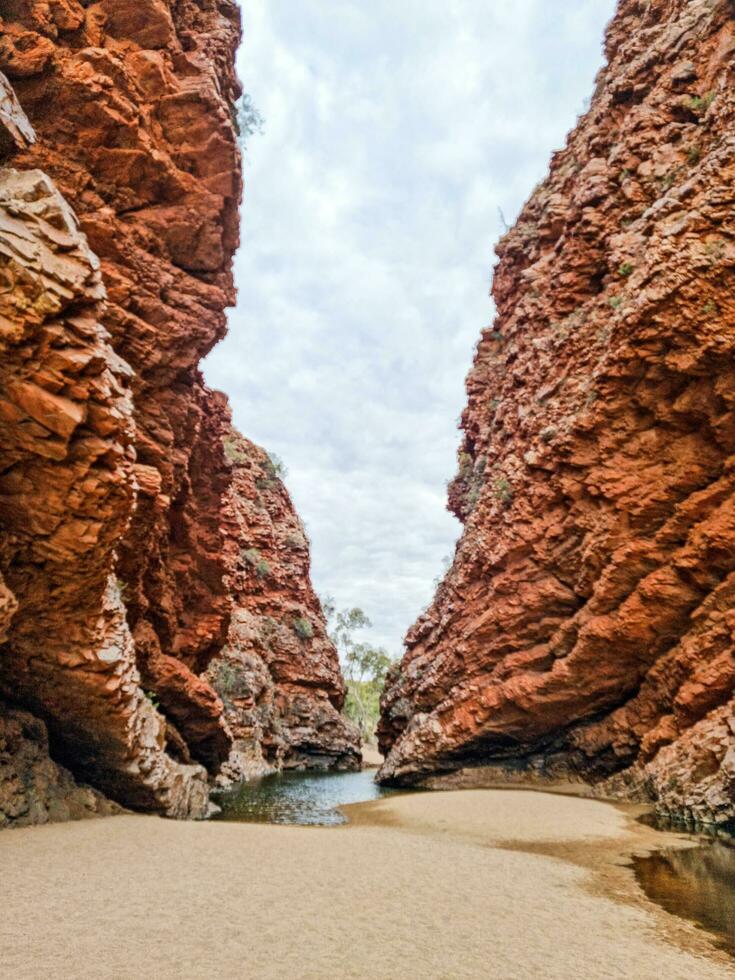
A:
[0, 788, 731, 980]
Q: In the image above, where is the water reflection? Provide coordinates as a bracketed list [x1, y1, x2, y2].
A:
[633, 842, 735, 957]
[212, 768, 399, 826]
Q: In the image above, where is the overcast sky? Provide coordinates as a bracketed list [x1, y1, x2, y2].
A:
[204, 0, 617, 654]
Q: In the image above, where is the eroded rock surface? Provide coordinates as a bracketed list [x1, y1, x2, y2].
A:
[0, 705, 121, 828]
[206, 404, 360, 779]
[0, 165, 209, 818]
[379, 0, 735, 830]
[0, 1, 358, 823]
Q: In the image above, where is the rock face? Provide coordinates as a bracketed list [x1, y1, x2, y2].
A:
[379, 0, 735, 830]
[0, 161, 209, 819]
[0, 1, 358, 825]
[205, 406, 360, 778]
[0, 706, 121, 828]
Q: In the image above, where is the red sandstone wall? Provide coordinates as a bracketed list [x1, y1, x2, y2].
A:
[379, 0, 735, 831]
[0, 0, 358, 823]
[206, 404, 360, 778]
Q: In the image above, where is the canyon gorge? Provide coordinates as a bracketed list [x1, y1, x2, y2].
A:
[1, 0, 735, 837]
[379, 0, 735, 832]
[0, 0, 358, 828]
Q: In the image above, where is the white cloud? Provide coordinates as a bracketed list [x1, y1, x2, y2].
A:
[204, 0, 617, 652]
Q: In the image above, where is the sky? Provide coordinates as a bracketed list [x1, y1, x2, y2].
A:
[203, 0, 617, 654]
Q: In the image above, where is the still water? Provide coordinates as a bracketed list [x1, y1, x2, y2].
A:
[212, 768, 398, 826]
[633, 842, 735, 957]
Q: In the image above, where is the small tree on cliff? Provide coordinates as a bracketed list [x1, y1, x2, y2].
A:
[322, 598, 393, 742]
[236, 94, 264, 150]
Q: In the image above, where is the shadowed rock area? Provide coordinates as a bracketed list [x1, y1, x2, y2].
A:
[379, 0, 735, 831]
[0, 0, 358, 826]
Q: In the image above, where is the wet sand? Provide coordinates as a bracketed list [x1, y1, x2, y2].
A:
[0, 789, 731, 980]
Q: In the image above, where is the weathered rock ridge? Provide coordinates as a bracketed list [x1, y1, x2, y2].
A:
[0, 0, 358, 825]
[379, 0, 735, 830]
[206, 411, 360, 778]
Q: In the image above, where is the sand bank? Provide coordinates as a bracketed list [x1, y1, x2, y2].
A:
[360, 745, 384, 768]
[0, 789, 730, 980]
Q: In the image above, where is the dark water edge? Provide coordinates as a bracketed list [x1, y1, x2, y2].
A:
[637, 810, 735, 840]
[211, 768, 401, 826]
[633, 841, 735, 958]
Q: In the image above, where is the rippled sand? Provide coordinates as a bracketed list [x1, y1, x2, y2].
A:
[0, 789, 730, 980]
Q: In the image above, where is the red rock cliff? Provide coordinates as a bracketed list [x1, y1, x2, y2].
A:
[0, 0, 358, 826]
[206, 406, 360, 777]
[379, 0, 735, 831]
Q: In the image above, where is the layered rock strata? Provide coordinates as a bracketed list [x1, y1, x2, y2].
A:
[379, 0, 735, 830]
[206, 406, 360, 778]
[0, 1, 358, 824]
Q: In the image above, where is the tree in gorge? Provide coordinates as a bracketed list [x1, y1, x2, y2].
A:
[322, 598, 393, 743]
